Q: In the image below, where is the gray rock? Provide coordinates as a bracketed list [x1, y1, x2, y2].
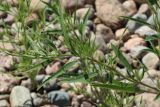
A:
[135, 26, 157, 37]
[81, 101, 93, 107]
[147, 9, 160, 26]
[0, 73, 19, 94]
[129, 45, 147, 59]
[95, 0, 128, 29]
[60, 0, 85, 10]
[126, 13, 147, 32]
[0, 55, 14, 69]
[11, 22, 23, 35]
[10, 86, 33, 107]
[138, 3, 150, 16]
[48, 91, 70, 107]
[122, 0, 137, 16]
[0, 94, 9, 100]
[35, 74, 45, 84]
[96, 24, 114, 43]
[21, 79, 32, 90]
[0, 100, 10, 107]
[142, 52, 160, 69]
[42, 75, 59, 91]
[135, 93, 160, 107]
[31, 92, 47, 106]
[90, 31, 107, 51]
[76, 7, 95, 19]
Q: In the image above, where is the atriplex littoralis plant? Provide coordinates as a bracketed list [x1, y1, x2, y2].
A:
[0, 0, 160, 106]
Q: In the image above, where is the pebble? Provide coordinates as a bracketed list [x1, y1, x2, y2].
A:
[135, 26, 157, 37]
[115, 28, 130, 41]
[126, 13, 147, 32]
[135, 93, 160, 107]
[0, 94, 9, 100]
[142, 52, 160, 69]
[0, 42, 15, 51]
[60, 0, 85, 10]
[122, 0, 137, 16]
[0, 73, 19, 94]
[90, 31, 107, 51]
[21, 78, 32, 90]
[138, 3, 150, 16]
[96, 24, 114, 43]
[81, 101, 93, 107]
[29, 0, 50, 12]
[0, 55, 14, 69]
[31, 92, 47, 106]
[10, 86, 33, 107]
[76, 7, 95, 19]
[45, 62, 61, 75]
[95, 0, 128, 29]
[147, 9, 160, 26]
[129, 45, 147, 59]
[48, 90, 70, 107]
[93, 50, 105, 61]
[35, 74, 45, 84]
[124, 37, 146, 50]
[11, 22, 23, 35]
[42, 75, 59, 91]
[0, 100, 10, 107]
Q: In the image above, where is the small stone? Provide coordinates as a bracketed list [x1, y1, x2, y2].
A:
[0, 94, 9, 100]
[93, 50, 105, 61]
[0, 42, 15, 51]
[144, 69, 160, 79]
[21, 79, 32, 90]
[48, 91, 70, 107]
[42, 75, 59, 91]
[135, 26, 157, 37]
[122, 0, 137, 16]
[0, 55, 14, 69]
[31, 92, 47, 106]
[26, 13, 39, 24]
[0, 100, 10, 107]
[96, 24, 114, 43]
[11, 22, 23, 35]
[81, 101, 93, 107]
[126, 13, 147, 32]
[0, 73, 19, 93]
[124, 37, 146, 50]
[4, 14, 14, 25]
[95, 0, 128, 29]
[115, 28, 130, 41]
[138, 3, 150, 16]
[67, 57, 80, 72]
[35, 74, 45, 84]
[142, 52, 160, 69]
[129, 45, 147, 59]
[10, 86, 33, 107]
[76, 7, 95, 19]
[135, 93, 160, 107]
[30, 0, 50, 12]
[90, 31, 107, 51]
[45, 62, 61, 75]
[60, 0, 85, 10]
[147, 9, 160, 26]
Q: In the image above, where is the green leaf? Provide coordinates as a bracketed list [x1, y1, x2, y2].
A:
[92, 82, 139, 93]
[37, 61, 76, 90]
[148, 0, 158, 5]
[112, 44, 133, 75]
[145, 34, 160, 41]
[121, 16, 152, 27]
